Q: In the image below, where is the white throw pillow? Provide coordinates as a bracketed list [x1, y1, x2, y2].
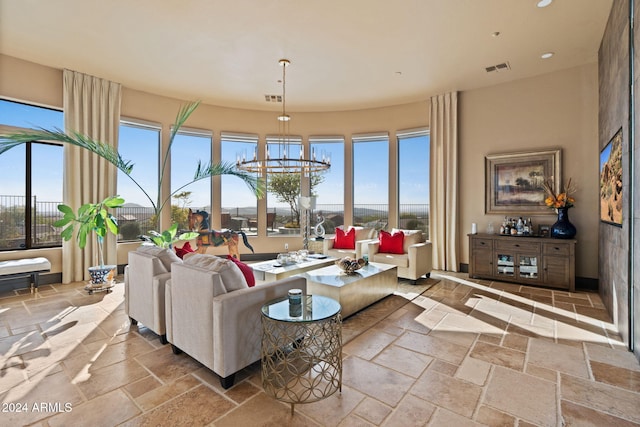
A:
[137, 245, 182, 271]
[184, 254, 248, 292]
[392, 229, 424, 253]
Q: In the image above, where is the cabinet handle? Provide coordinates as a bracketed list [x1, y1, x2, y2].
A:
[480, 242, 485, 245]
[514, 244, 520, 247]
[554, 247, 560, 251]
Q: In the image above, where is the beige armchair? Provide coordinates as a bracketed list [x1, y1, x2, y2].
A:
[368, 229, 432, 283]
[124, 245, 182, 344]
[323, 226, 376, 259]
[165, 255, 307, 389]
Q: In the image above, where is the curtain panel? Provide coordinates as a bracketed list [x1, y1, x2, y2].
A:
[429, 92, 459, 271]
[63, 70, 121, 283]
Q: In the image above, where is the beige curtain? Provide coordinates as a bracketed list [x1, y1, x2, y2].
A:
[63, 70, 121, 283]
[429, 92, 459, 271]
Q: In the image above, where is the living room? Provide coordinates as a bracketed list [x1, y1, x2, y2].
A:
[1, 1, 639, 426]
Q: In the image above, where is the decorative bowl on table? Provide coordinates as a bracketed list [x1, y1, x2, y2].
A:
[336, 257, 366, 274]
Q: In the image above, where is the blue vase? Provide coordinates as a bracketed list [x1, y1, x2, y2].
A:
[550, 207, 576, 239]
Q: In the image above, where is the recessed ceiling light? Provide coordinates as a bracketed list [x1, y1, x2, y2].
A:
[541, 52, 554, 59]
[537, 0, 553, 7]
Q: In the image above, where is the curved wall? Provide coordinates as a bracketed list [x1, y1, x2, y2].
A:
[1, 54, 600, 282]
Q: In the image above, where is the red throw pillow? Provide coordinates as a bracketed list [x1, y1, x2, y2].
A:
[379, 230, 405, 254]
[175, 241, 195, 259]
[227, 255, 256, 287]
[333, 227, 356, 250]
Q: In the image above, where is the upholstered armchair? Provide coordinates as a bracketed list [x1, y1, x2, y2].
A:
[124, 245, 182, 344]
[323, 226, 376, 259]
[367, 229, 432, 283]
[165, 254, 307, 389]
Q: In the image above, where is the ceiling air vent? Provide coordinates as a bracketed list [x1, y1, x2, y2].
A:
[264, 94, 282, 102]
[485, 62, 511, 73]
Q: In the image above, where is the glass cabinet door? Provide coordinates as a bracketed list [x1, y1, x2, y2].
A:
[518, 255, 539, 280]
[496, 254, 515, 277]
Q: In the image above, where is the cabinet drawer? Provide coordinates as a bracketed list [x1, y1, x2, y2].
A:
[543, 242, 571, 256]
[472, 238, 493, 250]
[495, 240, 540, 253]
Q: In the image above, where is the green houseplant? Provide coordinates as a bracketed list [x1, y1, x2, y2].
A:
[55, 195, 125, 284]
[0, 101, 266, 247]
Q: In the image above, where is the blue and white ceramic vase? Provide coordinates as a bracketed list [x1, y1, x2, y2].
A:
[550, 207, 576, 239]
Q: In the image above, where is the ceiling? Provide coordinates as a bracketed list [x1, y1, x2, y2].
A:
[0, 0, 613, 113]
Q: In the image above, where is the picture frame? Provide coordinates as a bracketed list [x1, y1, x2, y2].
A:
[599, 128, 623, 226]
[485, 148, 561, 214]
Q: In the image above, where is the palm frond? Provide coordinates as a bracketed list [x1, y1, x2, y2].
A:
[193, 161, 266, 198]
[0, 128, 134, 174]
[170, 101, 201, 145]
[158, 100, 202, 202]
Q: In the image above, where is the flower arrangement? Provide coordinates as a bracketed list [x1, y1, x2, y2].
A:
[542, 177, 576, 209]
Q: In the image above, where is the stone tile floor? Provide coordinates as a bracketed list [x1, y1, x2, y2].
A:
[1, 271, 639, 426]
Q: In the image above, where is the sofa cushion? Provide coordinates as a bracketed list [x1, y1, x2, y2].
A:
[392, 228, 424, 253]
[137, 244, 182, 271]
[333, 227, 356, 249]
[175, 241, 195, 259]
[371, 252, 409, 268]
[353, 226, 374, 241]
[227, 255, 255, 287]
[379, 230, 405, 254]
[184, 254, 248, 292]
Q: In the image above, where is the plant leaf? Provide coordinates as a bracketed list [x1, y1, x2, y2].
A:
[78, 228, 88, 249]
[57, 204, 74, 216]
[178, 232, 200, 241]
[104, 196, 125, 208]
[60, 225, 74, 241]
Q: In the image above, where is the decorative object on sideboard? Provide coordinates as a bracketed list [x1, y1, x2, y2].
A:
[542, 177, 577, 239]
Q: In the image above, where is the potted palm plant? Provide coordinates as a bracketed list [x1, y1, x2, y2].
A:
[55, 195, 125, 285]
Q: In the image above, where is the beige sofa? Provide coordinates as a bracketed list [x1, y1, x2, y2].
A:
[124, 245, 182, 344]
[322, 226, 375, 259]
[165, 254, 307, 389]
[368, 229, 432, 283]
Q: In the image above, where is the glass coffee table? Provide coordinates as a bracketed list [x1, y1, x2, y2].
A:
[251, 255, 336, 282]
[260, 295, 342, 414]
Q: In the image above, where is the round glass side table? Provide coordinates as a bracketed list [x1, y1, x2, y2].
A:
[261, 294, 342, 414]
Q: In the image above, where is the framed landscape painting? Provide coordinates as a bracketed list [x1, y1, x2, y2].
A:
[485, 148, 561, 215]
[599, 128, 623, 226]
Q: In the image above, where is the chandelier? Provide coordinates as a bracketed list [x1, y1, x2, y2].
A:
[236, 59, 331, 174]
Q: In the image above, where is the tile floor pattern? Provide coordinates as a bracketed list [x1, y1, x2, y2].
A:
[1, 272, 640, 426]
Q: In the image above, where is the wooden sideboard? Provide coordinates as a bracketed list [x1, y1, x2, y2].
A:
[468, 233, 576, 292]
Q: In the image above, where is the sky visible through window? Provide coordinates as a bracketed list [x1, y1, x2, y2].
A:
[0, 100, 63, 203]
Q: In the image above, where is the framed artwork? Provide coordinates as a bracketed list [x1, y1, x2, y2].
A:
[599, 128, 623, 226]
[485, 148, 561, 214]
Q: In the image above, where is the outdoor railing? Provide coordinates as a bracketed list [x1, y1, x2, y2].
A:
[0, 195, 429, 249]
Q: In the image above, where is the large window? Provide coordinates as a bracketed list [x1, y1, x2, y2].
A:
[353, 133, 389, 230]
[398, 129, 430, 237]
[170, 129, 212, 230]
[221, 132, 258, 234]
[266, 136, 303, 235]
[0, 99, 63, 250]
[309, 136, 344, 234]
[117, 121, 160, 240]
